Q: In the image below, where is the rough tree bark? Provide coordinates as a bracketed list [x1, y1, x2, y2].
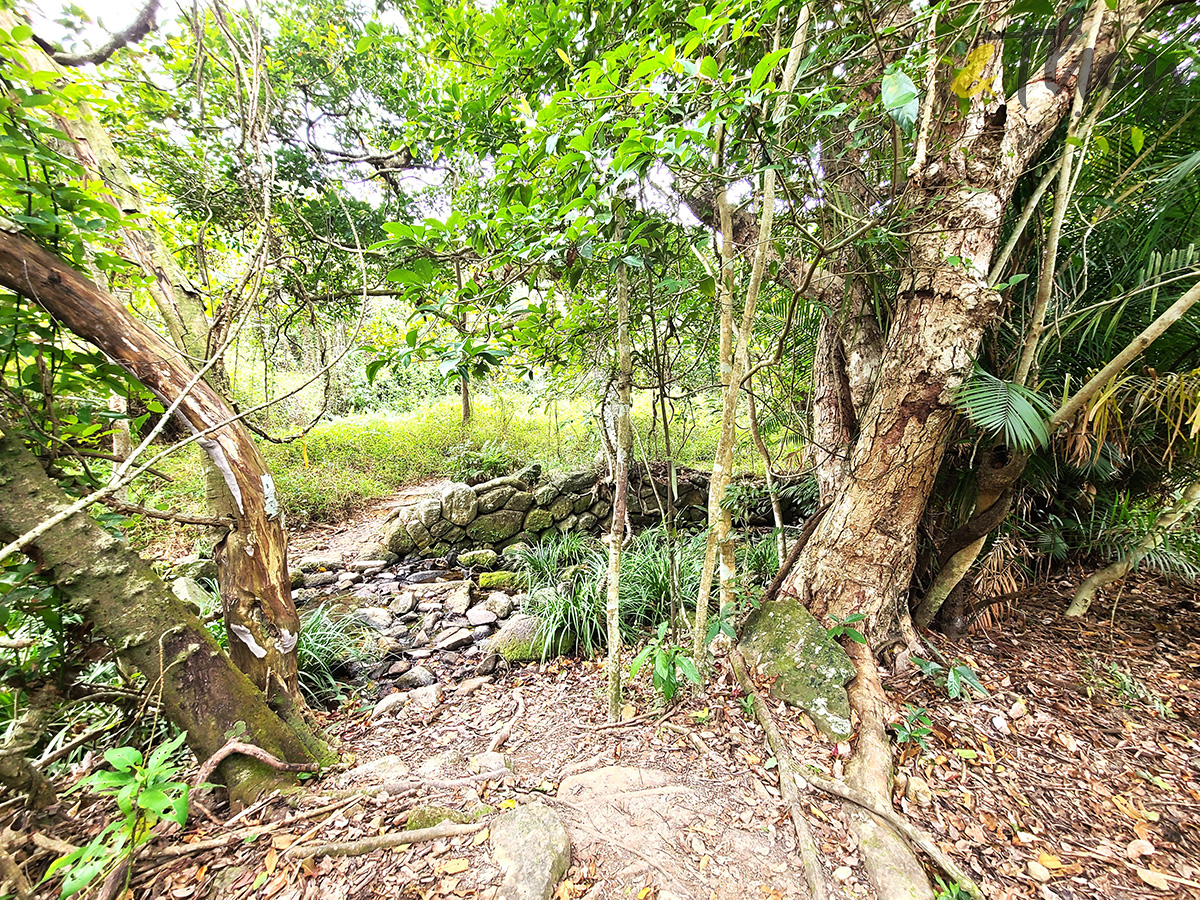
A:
[0, 416, 330, 803]
[0, 231, 303, 700]
[605, 251, 633, 721]
[778, 0, 1141, 643]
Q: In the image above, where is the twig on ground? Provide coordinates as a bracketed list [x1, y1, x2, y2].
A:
[291, 821, 485, 859]
[0, 830, 32, 900]
[487, 689, 524, 752]
[31, 833, 78, 855]
[584, 702, 676, 731]
[730, 651, 828, 900]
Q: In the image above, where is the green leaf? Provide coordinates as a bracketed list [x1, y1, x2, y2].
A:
[750, 48, 790, 92]
[104, 746, 142, 772]
[1131, 125, 1145, 155]
[881, 71, 919, 130]
[630, 645, 652, 677]
[11, 24, 33, 41]
[953, 368, 1055, 453]
[698, 55, 719, 80]
[677, 657, 701, 684]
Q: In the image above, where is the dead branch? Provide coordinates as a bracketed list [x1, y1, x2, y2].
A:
[100, 496, 234, 529]
[291, 821, 485, 860]
[194, 740, 319, 789]
[730, 651, 828, 900]
[487, 689, 524, 753]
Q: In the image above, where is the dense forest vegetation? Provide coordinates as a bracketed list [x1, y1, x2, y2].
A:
[0, 0, 1197, 896]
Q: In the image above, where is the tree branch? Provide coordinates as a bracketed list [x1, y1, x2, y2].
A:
[44, 0, 161, 67]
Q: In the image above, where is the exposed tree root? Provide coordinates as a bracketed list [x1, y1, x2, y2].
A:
[729, 651, 828, 900]
[843, 641, 936, 900]
[194, 740, 320, 791]
[291, 821, 485, 859]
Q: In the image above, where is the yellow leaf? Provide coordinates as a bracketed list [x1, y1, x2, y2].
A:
[473, 828, 490, 845]
[301, 440, 309, 469]
[264, 846, 278, 875]
[1137, 868, 1170, 890]
[553, 880, 576, 900]
[438, 858, 469, 875]
[556, 47, 572, 68]
[638, 888, 655, 899]
[271, 835, 296, 850]
[1038, 852, 1061, 869]
[621, 702, 637, 720]
[951, 44, 997, 98]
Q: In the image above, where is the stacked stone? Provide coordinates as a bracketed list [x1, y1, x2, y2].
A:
[378, 470, 613, 559]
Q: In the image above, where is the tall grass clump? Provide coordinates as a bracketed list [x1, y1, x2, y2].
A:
[296, 604, 376, 706]
[513, 528, 708, 659]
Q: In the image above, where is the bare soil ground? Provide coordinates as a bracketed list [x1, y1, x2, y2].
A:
[7, 507, 1199, 900]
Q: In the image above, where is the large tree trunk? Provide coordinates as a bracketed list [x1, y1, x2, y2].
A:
[0, 231, 302, 700]
[0, 417, 330, 803]
[779, 0, 1135, 642]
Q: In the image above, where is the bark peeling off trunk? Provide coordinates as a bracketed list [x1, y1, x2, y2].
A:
[0, 232, 301, 697]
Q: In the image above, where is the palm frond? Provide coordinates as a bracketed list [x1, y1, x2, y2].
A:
[954, 368, 1056, 453]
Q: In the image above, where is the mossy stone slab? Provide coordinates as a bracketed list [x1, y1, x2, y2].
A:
[739, 598, 855, 740]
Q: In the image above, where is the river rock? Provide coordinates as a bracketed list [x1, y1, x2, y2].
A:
[490, 803, 571, 900]
[738, 598, 855, 740]
[395, 665, 436, 689]
[435, 627, 475, 651]
[486, 613, 571, 661]
[297, 553, 341, 572]
[467, 606, 498, 626]
[441, 482, 478, 526]
[484, 592, 515, 618]
[355, 607, 393, 631]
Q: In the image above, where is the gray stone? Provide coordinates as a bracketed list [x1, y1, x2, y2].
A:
[171, 577, 214, 615]
[471, 625, 493, 642]
[441, 482, 478, 526]
[421, 612, 441, 633]
[406, 519, 433, 548]
[350, 558, 392, 572]
[297, 553, 341, 572]
[478, 486, 517, 514]
[409, 683, 444, 708]
[514, 463, 542, 484]
[409, 497, 440, 528]
[382, 520, 415, 555]
[571, 494, 592, 514]
[371, 692, 407, 720]
[467, 509, 525, 543]
[355, 542, 395, 563]
[506, 491, 536, 512]
[532, 484, 558, 506]
[522, 507, 554, 532]
[576, 512, 598, 531]
[470, 750, 512, 772]
[739, 599, 856, 740]
[490, 803, 571, 900]
[428, 517, 455, 541]
[548, 496, 572, 521]
[484, 592, 515, 618]
[355, 607, 393, 631]
[337, 572, 362, 586]
[443, 581, 473, 615]
[388, 591, 418, 615]
[555, 514, 578, 534]
[500, 536, 533, 556]
[486, 613, 571, 662]
[172, 555, 218, 581]
[467, 606, 498, 626]
[435, 627, 475, 651]
[395, 665, 436, 689]
[590, 501, 610, 520]
[561, 471, 595, 493]
[305, 571, 338, 587]
[442, 525, 466, 544]
[458, 548, 499, 570]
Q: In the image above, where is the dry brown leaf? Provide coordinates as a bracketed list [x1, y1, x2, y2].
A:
[437, 858, 469, 875]
[473, 827, 490, 845]
[553, 880, 576, 900]
[1127, 839, 1156, 860]
[1137, 868, 1170, 890]
[265, 846, 278, 876]
[1135, 820, 1152, 840]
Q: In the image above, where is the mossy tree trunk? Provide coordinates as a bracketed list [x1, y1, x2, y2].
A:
[0, 416, 331, 803]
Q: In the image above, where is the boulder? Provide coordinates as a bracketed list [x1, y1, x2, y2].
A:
[405, 520, 433, 549]
[458, 548, 499, 570]
[555, 514, 578, 534]
[478, 486, 517, 514]
[409, 683, 444, 708]
[305, 571, 338, 587]
[576, 512, 598, 532]
[532, 484, 558, 506]
[561, 471, 595, 493]
[490, 803, 571, 900]
[522, 508, 554, 532]
[590, 501, 610, 520]
[571, 494, 592, 514]
[428, 518, 455, 541]
[486, 613, 570, 662]
[355, 607, 393, 631]
[382, 520, 415, 556]
[467, 509, 525, 544]
[389, 591, 418, 615]
[171, 577, 214, 615]
[171, 555, 219, 582]
[371, 692, 407, 720]
[738, 598, 856, 740]
[506, 491, 536, 512]
[412, 497, 443, 528]
[478, 570, 528, 592]
[441, 482, 479, 526]
[467, 606, 498, 626]
[444, 581, 473, 614]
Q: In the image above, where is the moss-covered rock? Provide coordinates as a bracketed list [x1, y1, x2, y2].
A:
[548, 495, 573, 521]
[467, 509, 525, 543]
[522, 507, 554, 532]
[485, 612, 572, 661]
[382, 519, 415, 555]
[739, 598, 856, 740]
[406, 803, 477, 830]
[478, 570, 529, 591]
[458, 548, 499, 569]
[506, 491, 536, 512]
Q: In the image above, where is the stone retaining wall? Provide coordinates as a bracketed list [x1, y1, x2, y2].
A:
[373, 464, 808, 559]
